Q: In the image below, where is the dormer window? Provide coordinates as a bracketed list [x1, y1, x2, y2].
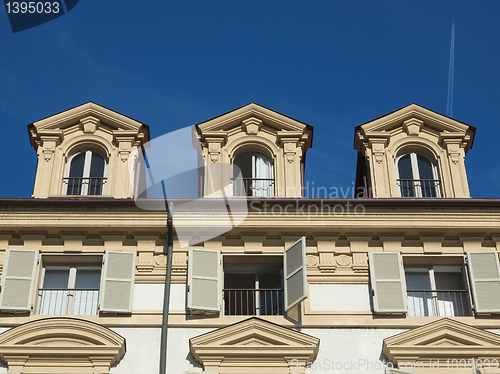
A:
[232, 151, 274, 197]
[396, 151, 441, 198]
[63, 150, 108, 196]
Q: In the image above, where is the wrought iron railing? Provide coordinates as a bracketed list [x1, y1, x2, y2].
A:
[407, 290, 470, 317]
[397, 179, 441, 198]
[38, 288, 99, 315]
[231, 178, 275, 197]
[223, 288, 284, 316]
[63, 177, 107, 196]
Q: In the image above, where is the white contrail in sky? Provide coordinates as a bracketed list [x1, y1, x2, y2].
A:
[447, 22, 455, 117]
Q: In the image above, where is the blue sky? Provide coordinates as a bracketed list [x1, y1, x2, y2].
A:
[1, 1, 499, 198]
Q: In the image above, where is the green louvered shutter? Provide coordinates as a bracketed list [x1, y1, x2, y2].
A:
[467, 251, 500, 314]
[369, 252, 407, 313]
[284, 236, 308, 312]
[100, 251, 136, 313]
[187, 248, 221, 312]
[0, 249, 39, 312]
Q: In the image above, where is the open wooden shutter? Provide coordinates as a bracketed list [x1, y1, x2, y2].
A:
[187, 248, 221, 312]
[369, 252, 407, 313]
[0, 249, 39, 312]
[100, 251, 136, 313]
[467, 251, 500, 313]
[284, 236, 307, 312]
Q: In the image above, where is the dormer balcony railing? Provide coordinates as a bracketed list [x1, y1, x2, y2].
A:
[63, 177, 107, 196]
[397, 179, 441, 198]
[231, 178, 275, 197]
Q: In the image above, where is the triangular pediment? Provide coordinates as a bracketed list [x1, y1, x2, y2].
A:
[355, 103, 475, 152]
[359, 103, 474, 134]
[190, 317, 318, 348]
[383, 318, 500, 363]
[31, 101, 148, 132]
[190, 317, 319, 369]
[28, 102, 149, 149]
[196, 103, 313, 148]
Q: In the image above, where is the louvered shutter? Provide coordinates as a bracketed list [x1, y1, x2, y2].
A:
[187, 248, 221, 312]
[467, 251, 500, 313]
[369, 252, 407, 313]
[284, 236, 307, 312]
[0, 249, 39, 312]
[100, 251, 136, 313]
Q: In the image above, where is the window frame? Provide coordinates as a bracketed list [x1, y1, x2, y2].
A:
[62, 149, 108, 196]
[223, 254, 284, 316]
[232, 150, 275, 197]
[404, 264, 471, 317]
[0, 250, 136, 316]
[395, 151, 441, 197]
[38, 263, 102, 316]
[369, 252, 489, 316]
[187, 237, 307, 315]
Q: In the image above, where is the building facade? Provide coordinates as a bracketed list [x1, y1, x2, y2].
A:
[0, 102, 498, 374]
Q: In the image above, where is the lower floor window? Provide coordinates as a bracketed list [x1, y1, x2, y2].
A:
[405, 265, 470, 317]
[39, 266, 101, 315]
[223, 270, 284, 316]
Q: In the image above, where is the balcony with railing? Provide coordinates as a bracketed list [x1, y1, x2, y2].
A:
[63, 177, 107, 196]
[38, 288, 99, 315]
[397, 179, 441, 198]
[407, 290, 470, 317]
[224, 288, 284, 315]
[231, 178, 275, 197]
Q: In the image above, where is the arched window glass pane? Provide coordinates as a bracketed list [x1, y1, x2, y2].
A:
[89, 153, 105, 178]
[417, 155, 434, 180]
[254, 154, 271, 179]
[233, 153, 253, 179]
[67, 152, 86, 195]
[254, 154, 272, 197]
[397, 154, 413, 180]
[232, 151, 274, 197]
[88, 152, 106, 195]
[69, 153, 85, 178]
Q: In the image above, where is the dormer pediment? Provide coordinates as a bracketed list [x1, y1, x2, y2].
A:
[383, 318, 500, 367]
[355, 104, 475, 152]
[196, 103, 313, 148]
[29, 102, 149, 150]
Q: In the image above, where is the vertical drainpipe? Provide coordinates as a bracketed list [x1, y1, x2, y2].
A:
[159, 201, 173, 374]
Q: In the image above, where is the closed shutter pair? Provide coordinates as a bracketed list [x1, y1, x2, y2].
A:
[369, 251, 500, 314]
[187, 237, 308, 313]
[0, 249, 136, 314]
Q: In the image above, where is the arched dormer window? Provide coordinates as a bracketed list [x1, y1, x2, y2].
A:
[63, 149, 108, 195]
[396, 151, 441, 197]
[232, 151, 274, 197]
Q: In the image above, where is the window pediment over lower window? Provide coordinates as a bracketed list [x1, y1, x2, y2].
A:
[190, 317, 319, 374]
[383, 318, 500, 373]
[0, 317, 125, 374]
